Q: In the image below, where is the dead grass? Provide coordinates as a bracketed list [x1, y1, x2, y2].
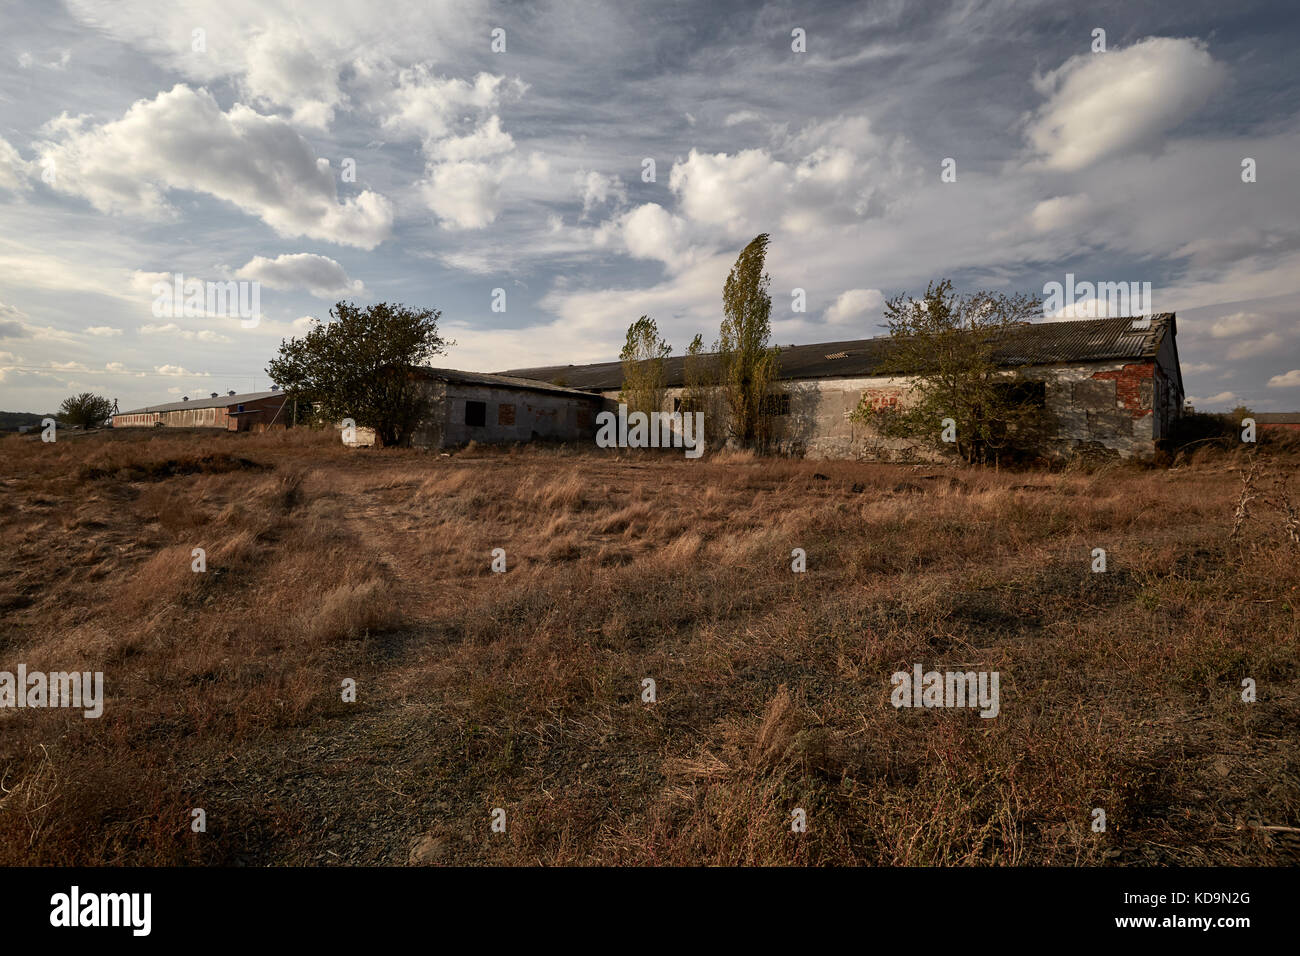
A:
[0, 427, 1296, 865]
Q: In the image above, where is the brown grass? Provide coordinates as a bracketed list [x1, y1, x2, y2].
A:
[0, 427, 1296, 865]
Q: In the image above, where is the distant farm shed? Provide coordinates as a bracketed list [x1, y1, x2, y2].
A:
[340, 368, 604, 448]
[113, 389, 288, 431]
[1255, 412, 1300, 433]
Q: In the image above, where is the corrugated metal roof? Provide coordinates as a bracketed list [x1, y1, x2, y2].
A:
[501, 314, 1175, 390]
[118, 390, 284, 415]
[1255, 412, 1300, 424]
[413, 366, 605, 398]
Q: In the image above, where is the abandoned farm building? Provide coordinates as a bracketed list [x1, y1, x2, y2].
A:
[341, 368, 605, 447]
[113, 388, 288, 431]
[493, 314, 1185, 460]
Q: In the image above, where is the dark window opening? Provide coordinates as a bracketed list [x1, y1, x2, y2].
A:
[465, 400, 486, 427]
[995, 381, 1046, 408]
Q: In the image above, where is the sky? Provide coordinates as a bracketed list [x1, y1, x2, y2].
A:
[1, 0, 1299, 413]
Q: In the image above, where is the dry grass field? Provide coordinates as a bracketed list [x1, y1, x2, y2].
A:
[0, 427, 1297, 866]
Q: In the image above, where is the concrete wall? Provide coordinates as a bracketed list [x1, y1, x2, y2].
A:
[1034, 360, 1156, 457]
[597, 361, 1167, 460]
[439, 383, 601, 447]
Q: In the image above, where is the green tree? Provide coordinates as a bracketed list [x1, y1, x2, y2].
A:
[58, 392, 113, 428]
[849, 279, 1043, 464]
[266, 301, 451, 447]
[619, 315, 671, 416]
[718, 233, 781, 448]
[682, 333, 713, 412]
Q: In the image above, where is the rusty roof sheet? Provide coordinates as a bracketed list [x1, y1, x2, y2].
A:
[500, 314, 1175, 390]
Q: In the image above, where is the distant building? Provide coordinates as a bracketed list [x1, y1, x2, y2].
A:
[340, 368, 604, 448]
[1255, 412, 1300, 434]
[501, 314, 1186, 460]
[113, 389, 288, 431]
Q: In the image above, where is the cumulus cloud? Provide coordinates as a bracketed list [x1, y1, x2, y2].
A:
[64, 0, 485, 128]
[375, 68, 530, 231]
[155, 364, 208, 377]
[578, 170, 627, 217]
[1025, 37, 1227, 172]
[825, 288, 884, 325]
[235, 253, 364, 298]
[422, 161, 511, 231]
[1267, 369, 1300, 388]
[380, 69, 520, 145]
[85, 326, 123, 336]
[35, 85, 394, 248]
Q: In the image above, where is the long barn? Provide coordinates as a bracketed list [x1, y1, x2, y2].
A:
[500, 314, 1185, 460]
[113, 389, 289, 431]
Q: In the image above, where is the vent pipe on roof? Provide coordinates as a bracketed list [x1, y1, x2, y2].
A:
[228, 390, 236, 396]
[182, 396, 189, 401]
[271, 385, 280, 391]
[210, 392, 219, 398]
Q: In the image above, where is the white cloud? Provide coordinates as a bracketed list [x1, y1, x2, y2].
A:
[1029, 194, 1091, 233]
[578, 170, 627, 217]
[0, 137, 31, 191]
[1226, 332, 1283, 360]
[139, 323, 233, 343]
[1267, 369, 1300, 388]
[1025, 37, 1227, 172]
[242, 29, 347, 130]
[85, 326, 123, 336]
[155, 364, 208, 377]
[427, 115, 515, 163]
[1209, 311, 1268, 338]
[825, 288, 884, 325]
[379, 69, 519, 144]
[64, 0, 486, 129]
[422, 161, 509, 230]
[1188, 391, 1238, 407]
[613, 203, 695, 271]
[36, 85, 393, 248]
[235, 253, 364, 298]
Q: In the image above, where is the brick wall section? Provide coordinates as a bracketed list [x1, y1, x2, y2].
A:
[1088, 362, 1154, 418]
